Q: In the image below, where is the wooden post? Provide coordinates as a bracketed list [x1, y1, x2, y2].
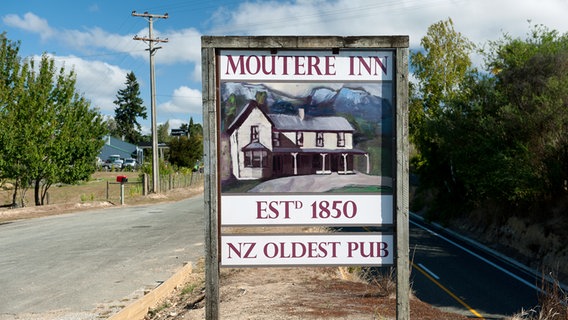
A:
[395, 46, 410, 320]
[120, 183, 125, 205]
[202, 42, 220, 320]
[143, 173, 148, 196]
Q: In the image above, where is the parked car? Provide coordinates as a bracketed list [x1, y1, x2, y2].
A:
[101, 158, 123, 170]
[123, 158, 137, 170]
[113, 159, 124, 169]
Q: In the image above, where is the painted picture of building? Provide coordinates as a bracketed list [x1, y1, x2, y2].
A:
[219, 82, 393, 191]
[227, 100, 369, 180]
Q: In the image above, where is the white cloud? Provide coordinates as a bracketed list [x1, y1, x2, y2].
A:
[207, 0, 568, 51]
[158, 28, 202, 64]
[164, 118, 187, 131]
[60, 27, 146, 57]
[3, 12, 55, 40]
[44, 54, 128, 112]
[159, 86, 202, 115]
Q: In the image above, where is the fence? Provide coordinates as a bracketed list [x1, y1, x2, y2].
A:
[106, 172, 204, 203]
[156, 171, 204, 193]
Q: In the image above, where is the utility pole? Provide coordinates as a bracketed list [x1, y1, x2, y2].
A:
[132, 11, 168, 193]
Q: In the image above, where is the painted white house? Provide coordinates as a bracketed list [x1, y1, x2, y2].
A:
[226, 100, 370, 180]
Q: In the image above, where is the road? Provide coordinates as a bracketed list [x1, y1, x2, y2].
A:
[410, 215, 540, 319]
[0, 195, 204, 318]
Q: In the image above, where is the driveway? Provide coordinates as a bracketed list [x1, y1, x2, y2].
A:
[249, 172, 392, 192]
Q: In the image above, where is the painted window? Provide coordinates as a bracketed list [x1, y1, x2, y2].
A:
[244, 150, 267, 167]
[272, 131, 280, 147]
[337, 132, 345, 147]
[296, 132, 303, 147]
[251, 125, 259, 142]
[316, 132, 324, 147]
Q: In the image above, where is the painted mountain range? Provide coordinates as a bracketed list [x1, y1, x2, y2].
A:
[220, 82, 393, 137]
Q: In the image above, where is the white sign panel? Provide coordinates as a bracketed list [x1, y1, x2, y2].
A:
[220, 50, 394, 81]
[221, 233, 394, 267]
[221, 194, 393, 226]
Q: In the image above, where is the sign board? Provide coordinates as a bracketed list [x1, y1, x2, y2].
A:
[221, 194, 393, 226]
[222, 233, 393, 267]
[170, 129, 187, 136]
[219, 50, 393, 81]
[218, 46, 396, 267]
[202, 36, 409, 319]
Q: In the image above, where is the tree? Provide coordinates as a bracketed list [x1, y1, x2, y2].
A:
[113, 72, 146, 144]
[411, 22, 568, 223]
[158, 120, 170, 143]
[484, 25, 568, 202]
[168, 117, 203, 168]
[0, 45, 107, 206]
[409, 18, 476, 217]
[410, 18, 475, 117]
[0, 34, 26, 205]
[32, 56, 107, 205]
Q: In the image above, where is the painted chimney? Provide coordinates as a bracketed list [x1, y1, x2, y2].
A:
[298, 108, 305, 120]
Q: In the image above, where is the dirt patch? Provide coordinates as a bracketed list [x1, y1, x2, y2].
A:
[0, 171, 203, 223]
[146, 262, 470, 320]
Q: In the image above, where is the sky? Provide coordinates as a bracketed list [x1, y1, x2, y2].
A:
[2, 0, 568, 133]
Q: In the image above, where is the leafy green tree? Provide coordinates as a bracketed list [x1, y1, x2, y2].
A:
[409, 18, 476, 217]
[0, 35, 27, 206]
[188, 117, 203, 139]
[411, 18, 475, 117]
[484, 25, 568, 202]
[167, 117, 203, 169]
[31, 56, 107, 205]
[0, 46, 107, 206]
[168, 136, 192, 168]
[113, 71, 146, 144]
[158, 120, 170, 143]
[411, 22, 568, 223]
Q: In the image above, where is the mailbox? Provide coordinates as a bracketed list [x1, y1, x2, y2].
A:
[116, 175, 128, 183]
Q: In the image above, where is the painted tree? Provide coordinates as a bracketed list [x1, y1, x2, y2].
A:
[113, 71, 146, 144]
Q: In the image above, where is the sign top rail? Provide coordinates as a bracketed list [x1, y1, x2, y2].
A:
[202, 35, 409, 49]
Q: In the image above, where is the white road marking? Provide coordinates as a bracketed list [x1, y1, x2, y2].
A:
[410, 219, 542, 293]
[417, 263, 440, 280]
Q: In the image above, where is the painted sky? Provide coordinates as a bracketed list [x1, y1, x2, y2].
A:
[2, 0, 567, 133]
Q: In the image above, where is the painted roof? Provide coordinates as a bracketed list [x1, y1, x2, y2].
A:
[268, 113, 354, 132]
[227, 100, 355, 134]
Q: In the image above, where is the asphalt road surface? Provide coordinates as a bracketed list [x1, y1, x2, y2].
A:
[410, 215, 541, 319]
[0, 195, 205, 318]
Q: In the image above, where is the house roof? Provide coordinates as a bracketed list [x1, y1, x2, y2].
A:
[268, 113, 354, 132]
[227, 100, 355, 134]
[99, 136, 139, 160]
[273, 147, 367, 154]
[227, 100, 273, 135]
[242, 141, 270, 151]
